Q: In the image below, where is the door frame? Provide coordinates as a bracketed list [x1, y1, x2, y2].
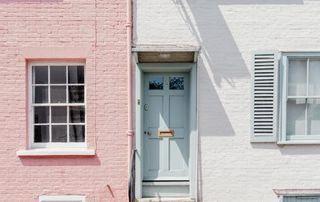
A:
[135, 63, 198, 199]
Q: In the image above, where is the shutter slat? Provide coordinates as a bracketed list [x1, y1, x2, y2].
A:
[251, 52, 278, 142]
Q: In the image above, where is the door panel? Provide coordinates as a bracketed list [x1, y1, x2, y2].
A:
[148, 96, 164, 128]
[143, 73, 189, 180]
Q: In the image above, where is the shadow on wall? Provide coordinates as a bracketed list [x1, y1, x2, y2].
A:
[172, 0, 304, 138]
[252, 143, 320, 156]
[19, 156, 101, 166]
[170, 0, 303, 201]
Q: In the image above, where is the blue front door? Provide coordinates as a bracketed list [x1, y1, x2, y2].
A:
[143, 73, 189, 181]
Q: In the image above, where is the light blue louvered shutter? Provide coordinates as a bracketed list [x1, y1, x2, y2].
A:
[251, 52, 279, 142]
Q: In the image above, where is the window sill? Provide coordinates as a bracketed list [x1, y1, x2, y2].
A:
[16, 148, 95, 156]
[274, 189, 320, 196]
[278, 140, 320, 145]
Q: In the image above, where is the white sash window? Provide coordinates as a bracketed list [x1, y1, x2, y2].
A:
[29, 62, 86, 148]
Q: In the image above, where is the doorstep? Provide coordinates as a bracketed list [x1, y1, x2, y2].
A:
[138, 198, 195, 202]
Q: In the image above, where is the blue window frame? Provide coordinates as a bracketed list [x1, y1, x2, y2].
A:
[280, 52, 320, 143]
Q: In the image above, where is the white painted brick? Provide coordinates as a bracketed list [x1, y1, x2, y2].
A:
[134, 0, 320, 201]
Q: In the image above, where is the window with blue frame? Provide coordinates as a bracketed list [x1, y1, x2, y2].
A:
[280, 54, 320, 142]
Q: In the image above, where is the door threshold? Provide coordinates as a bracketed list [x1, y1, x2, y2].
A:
[142, 181, 189, 186]
[139, 198, 195, 202]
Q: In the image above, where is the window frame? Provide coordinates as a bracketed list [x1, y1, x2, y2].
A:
[28, 62, 87, 149]
[274, 189, 320, 201]
[280, 195, 320, 202]
[39, 195, 85, 202]
[280, 52, 320, 144]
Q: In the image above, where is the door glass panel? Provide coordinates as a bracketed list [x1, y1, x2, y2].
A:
[169, 77, 184, 90]
[288, 59, 307, 96]
[149, 77, 163, 90]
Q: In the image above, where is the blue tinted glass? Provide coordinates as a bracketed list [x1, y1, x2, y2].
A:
[170, 77, 184, 90]
[149, 77, 163, 90]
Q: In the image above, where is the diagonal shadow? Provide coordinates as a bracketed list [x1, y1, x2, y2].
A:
[170, 0, 304, 201]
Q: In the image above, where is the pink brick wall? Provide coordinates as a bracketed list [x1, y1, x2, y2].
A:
[0, 0, 128, 201]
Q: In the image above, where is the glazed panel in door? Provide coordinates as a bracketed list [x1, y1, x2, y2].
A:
[143, 73, 189, 180]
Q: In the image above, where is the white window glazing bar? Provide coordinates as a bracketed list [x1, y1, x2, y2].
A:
[305, 58, 310, 136]
[66, 65, 70, 143]
[31, 103, 85, 107]
[48, 66, 52, 142]
[282, 56, 289, 141]
[30, 63, 86, 147]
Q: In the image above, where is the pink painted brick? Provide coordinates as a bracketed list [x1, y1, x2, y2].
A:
[0, 0, 128, 201]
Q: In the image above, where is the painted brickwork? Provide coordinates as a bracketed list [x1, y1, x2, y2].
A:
[0, 0, 128, 201]
[134, 0, 320, 201]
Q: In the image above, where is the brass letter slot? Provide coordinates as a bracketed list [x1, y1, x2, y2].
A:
[158, 130, 175, 137]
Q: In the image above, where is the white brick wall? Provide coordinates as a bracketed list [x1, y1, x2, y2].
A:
[134, 0, 320, 201]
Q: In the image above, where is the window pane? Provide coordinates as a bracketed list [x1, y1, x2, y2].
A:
[70, 125, 85, 142]
[169, 77, 184, 90]
[34, 107, 49, 123]
[284, 196, 319, 202]
[51, 106, 67, 123]
[69, 86, 84, 103]
[34, 125, 49, 142]
[287, 98, 306, 136]
[51, 86, 66, 103]
[288, 59, 307, 96]
[33, 66, 48, 84]
[50, 66, 66, 84]
[149, 77, 163, 90]
[309, 60, 320, 96]
[68, 66, 84, 84]
[52, 125, 67, 142]
[70, 106, 85, 123]
[34, 86, 48, 103]
[308, 99, 320, 135]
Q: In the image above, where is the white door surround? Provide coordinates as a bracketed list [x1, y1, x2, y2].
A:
[135, 63, 198, 199]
